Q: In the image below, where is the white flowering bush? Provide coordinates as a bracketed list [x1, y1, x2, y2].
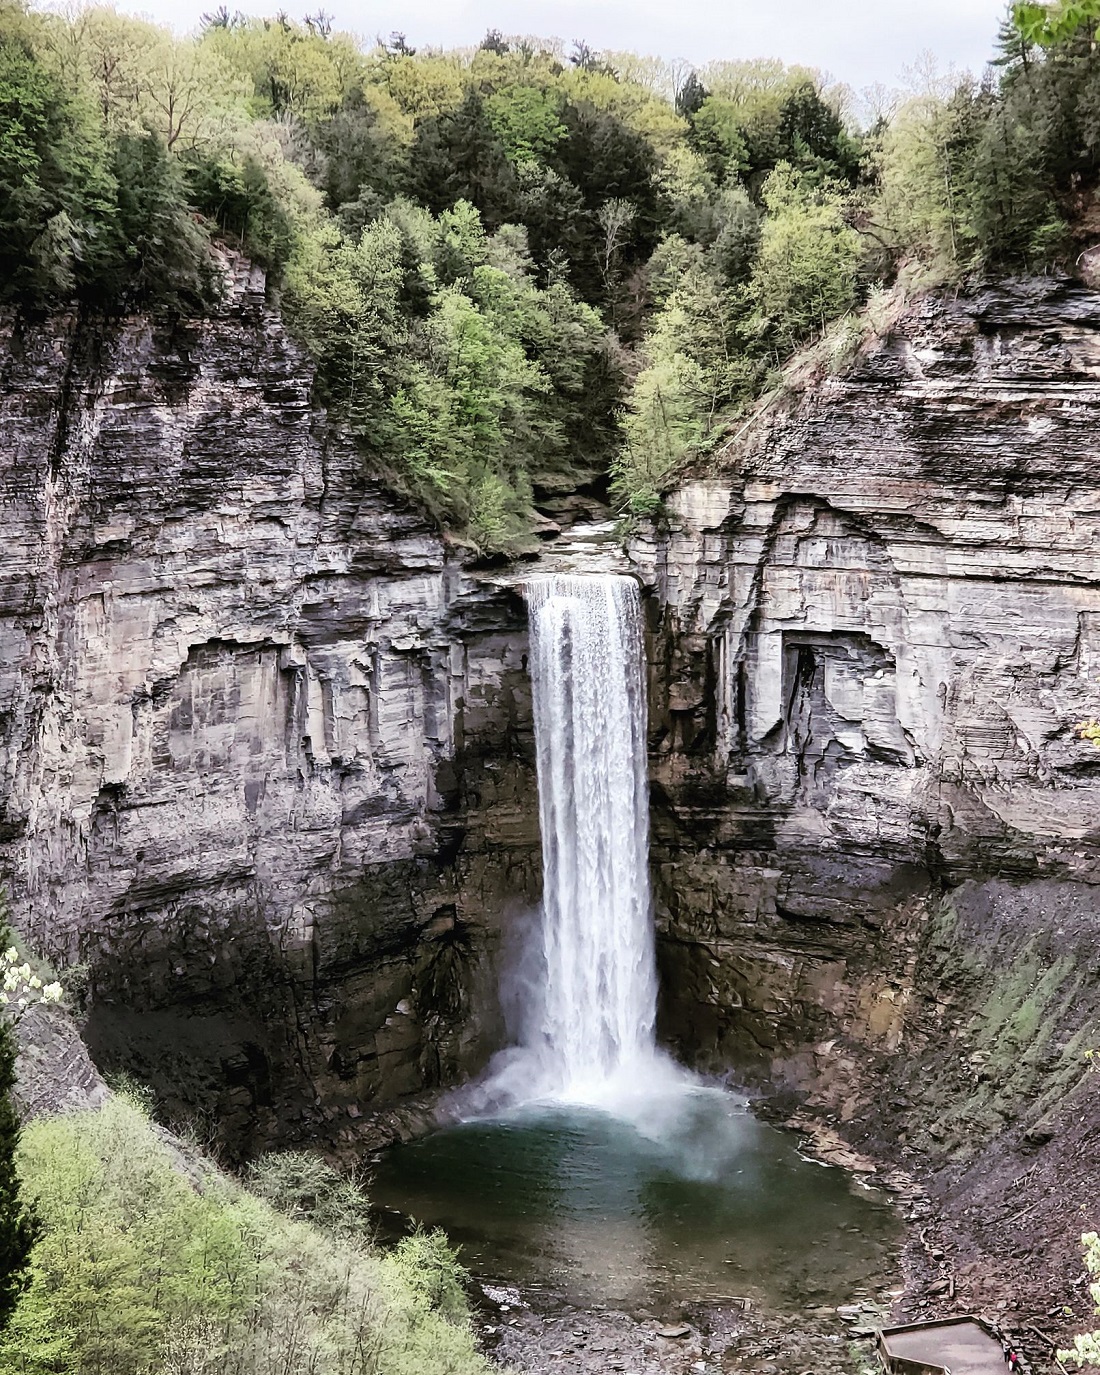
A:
[1060, 1232, 1100, 1368]
[0, 948, 62, 1022]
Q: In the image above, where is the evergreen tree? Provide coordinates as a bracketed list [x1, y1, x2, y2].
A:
[550, 99, 665, 303]
[406, 89, 520, 230]
[675, 71, 708, 119]
[95, 133, 218, 311]
[0, 31, 114, 306]
[314, 84, 408, 215]
[776, 80, 863, 183]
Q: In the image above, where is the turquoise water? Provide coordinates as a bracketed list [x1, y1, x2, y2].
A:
[371, 1087, 900, 1309]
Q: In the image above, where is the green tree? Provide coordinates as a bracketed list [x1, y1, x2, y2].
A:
[485, 84, 567, 164]
[614, 258, 761, 512]
[751, 163, 862, 355]
[187, 153, 295, 273]
[874, 83, 983, 274]
[1, 1093, 488, 1375]
[97, 132, 218, 310]
[967, 101, 1066, 268]
[1012, 0, 1100, 47]
[0, 937, 64, 1334]
[313, 83, 409, 216]
[406, 88, 520, 230]
[690, 94, 751, 184]
[0, 25, 114, 305]
[549, 97, 666, 306]
[776, 79, 863, 184]
[0, 1009, 38, 1331]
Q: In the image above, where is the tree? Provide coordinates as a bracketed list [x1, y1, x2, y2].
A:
[0, 1018, 37, 1332]
[0, 941, 63, 1330]
[313, 83, 409, 214]
[1012, 0, 1100, 47]
[776, 79, 863, 183]
[751, 164, 862, 355]
[690, 95, 751, 184]
[596, 195, 635, 293]
[614, 257, 760, 511]
[0, 24, 116, 306]
[485, 84, 567, 164]
[96, 132, 218, 311]
[676, 70, 708, 118]
[569, 40, 614, 75]
[874, 83, 983, 273]
[406, 89, 520, 230]
[49, 8, 247, 151]
[187, 153, 295, 273]
[967, 100, 1066, 268]
[479, 29, 509, 56]
[551, 97, 665, 302]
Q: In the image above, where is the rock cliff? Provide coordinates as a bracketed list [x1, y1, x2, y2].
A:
[0, 266, 540, 1154]
[632, 278, 1100, 1318]
[4, 269, 1100, 1316]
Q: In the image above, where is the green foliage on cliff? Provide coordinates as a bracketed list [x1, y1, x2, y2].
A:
[0, 1094, 488, 1375]
[874, 4, 1100, 280]
[3, 2, 1100, 542]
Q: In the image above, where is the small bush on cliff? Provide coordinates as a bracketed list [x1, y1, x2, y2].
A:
[245, 1147, 373, 1237]
[0, 1093, 488, 1375]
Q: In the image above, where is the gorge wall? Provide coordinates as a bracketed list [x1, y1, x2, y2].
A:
[4, 265, 1100, 1301]
[633, 278, 1100, 1314]
[0, 264, 541, 1156]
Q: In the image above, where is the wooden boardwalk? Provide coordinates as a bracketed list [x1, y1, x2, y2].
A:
[879, 1318, 1007, 1375]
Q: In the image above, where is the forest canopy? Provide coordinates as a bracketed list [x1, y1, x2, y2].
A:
[3, 0, 1100, 547]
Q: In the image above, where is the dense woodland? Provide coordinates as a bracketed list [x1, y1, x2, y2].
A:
[4, 1, 1100, 548]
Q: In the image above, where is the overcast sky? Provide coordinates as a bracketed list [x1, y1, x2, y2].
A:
[124, 0, 1009, 92]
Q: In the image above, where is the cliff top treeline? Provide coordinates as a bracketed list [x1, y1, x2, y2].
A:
[3, 1, 1100, 548]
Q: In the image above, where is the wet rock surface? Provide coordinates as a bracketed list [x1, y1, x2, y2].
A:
[477, 1283, 893, 1375]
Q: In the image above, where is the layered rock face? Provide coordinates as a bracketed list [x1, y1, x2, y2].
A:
[6, 264, 1100, 1249]
[633, 280, 1100, 1135]
[0, 270, 540, 1154]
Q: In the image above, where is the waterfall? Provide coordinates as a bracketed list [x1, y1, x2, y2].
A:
[522, 573, 659, 1100]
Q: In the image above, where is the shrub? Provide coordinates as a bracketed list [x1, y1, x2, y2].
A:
[1, 1095, 489, 1375]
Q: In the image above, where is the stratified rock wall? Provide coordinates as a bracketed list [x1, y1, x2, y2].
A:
[7, 265, 1100, 1209]
[632, 280, 1100, 1108]
[0, 267, 540, 1153]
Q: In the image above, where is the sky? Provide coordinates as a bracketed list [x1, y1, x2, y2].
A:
[123, 0, 1009, 93]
